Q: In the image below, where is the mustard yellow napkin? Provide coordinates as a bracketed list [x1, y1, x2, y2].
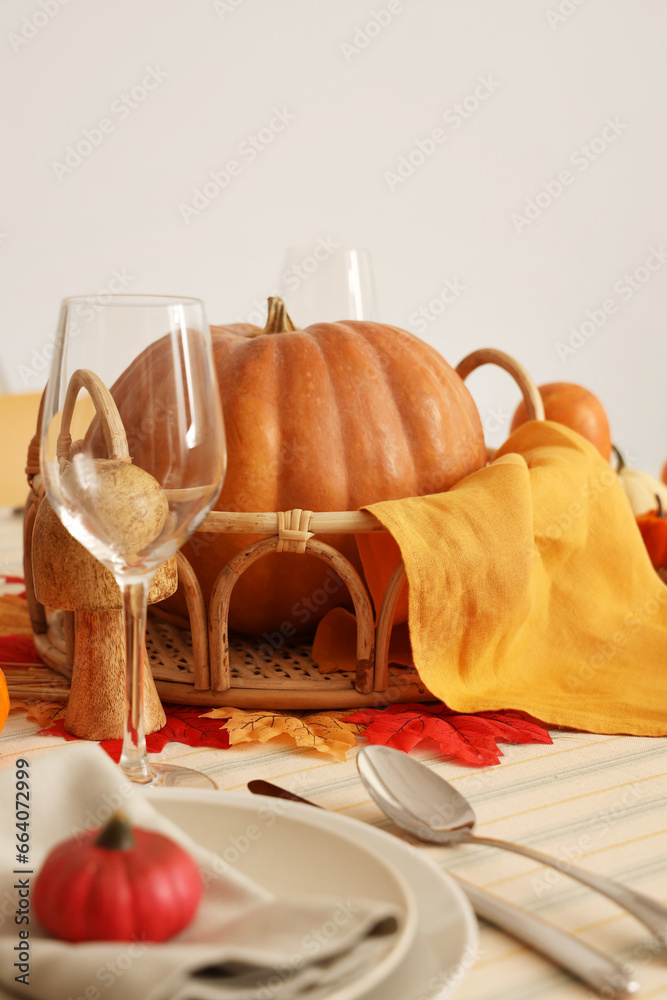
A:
[315, 421, 667, 735]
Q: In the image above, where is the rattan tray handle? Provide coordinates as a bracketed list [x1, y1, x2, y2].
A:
[456, 347, 545, 421]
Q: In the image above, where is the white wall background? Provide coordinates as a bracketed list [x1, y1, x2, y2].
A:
[1, 0, 666, 473]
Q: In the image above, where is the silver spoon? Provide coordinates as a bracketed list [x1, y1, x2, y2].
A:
[357, 744, 667, 940]
[248, 778, 639, 998]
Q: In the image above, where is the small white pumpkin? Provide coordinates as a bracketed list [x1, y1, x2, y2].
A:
[613, 446, 667, 516]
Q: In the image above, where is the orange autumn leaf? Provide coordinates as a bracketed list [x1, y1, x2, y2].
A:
[203, 708, 362, 761]
[10, 700, 67, 727]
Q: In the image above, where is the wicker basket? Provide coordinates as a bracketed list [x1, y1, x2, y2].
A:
[18, 348, 543, 711]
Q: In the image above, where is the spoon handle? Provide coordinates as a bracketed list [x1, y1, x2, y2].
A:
[247, 780, 638, 997]
[467, 833, 667, 938]
[460, 880, 638, 998]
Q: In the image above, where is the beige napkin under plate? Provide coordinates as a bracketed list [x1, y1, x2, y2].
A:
[0, 744, 402, 1000]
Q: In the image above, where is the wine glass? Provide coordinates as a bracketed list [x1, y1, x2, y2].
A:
[40, 295, 225, 787]
[277, 247, 378, 324]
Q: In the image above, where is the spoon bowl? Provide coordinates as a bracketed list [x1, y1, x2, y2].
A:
[357, 746, 476, 841]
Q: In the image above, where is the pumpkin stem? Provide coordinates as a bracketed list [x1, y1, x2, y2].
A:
[611, 444, 626, 472]
[95, 811, 135, 851]
[262, 297, 298, 334]
[656, 494, 664, 519]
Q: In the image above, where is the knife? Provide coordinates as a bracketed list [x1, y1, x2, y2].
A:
[247, 779, 639, 999]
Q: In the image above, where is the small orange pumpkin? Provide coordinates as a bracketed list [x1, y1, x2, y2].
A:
[661, 459, 667, 487]
[511, 382, 611, 460]
[636, 496, 667, 571]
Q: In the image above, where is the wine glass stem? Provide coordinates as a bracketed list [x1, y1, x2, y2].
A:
[118, 577, 153, 783]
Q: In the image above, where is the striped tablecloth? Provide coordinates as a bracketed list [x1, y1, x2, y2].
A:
[2, 508, 667, 999]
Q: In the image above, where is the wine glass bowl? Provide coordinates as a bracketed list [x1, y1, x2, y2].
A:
[278, 247, 378, 324]
[40, 295, 225, 787]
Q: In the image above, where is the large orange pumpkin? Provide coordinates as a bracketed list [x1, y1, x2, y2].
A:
[109, 298, 486, 634]
[0, 669, 8, 734]
[511, 381, 611, 460]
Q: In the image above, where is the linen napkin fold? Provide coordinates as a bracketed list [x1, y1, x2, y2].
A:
[315, 421, 667, 735]
[0, 744, 402, 1000]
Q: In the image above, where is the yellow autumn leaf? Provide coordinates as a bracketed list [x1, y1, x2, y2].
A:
[202, 708, 362, 761]
[9, 700, 67, 727]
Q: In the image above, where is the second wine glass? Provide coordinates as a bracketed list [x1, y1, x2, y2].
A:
[278, 247, 378, 324]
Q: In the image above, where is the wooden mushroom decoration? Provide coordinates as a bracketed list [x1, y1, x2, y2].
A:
[32, 496, 176, 740]
[31, 368, 178, 741]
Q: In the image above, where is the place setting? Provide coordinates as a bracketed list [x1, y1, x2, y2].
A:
[0, 273, 666, 1000]
[3, 7, 667, 997]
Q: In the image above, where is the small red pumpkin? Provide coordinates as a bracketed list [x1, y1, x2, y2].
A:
[34, 811, 203, 942]
[636, 496, 667, 571]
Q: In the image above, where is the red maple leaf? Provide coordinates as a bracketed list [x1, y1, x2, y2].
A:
[346, 703, 552, 767]
[38, 705, 231, 762]
[0, 635, 39, 664]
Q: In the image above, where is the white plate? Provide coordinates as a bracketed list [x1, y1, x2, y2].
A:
[147, 789, 477, 1000]
[148, 788, 415, 1000]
